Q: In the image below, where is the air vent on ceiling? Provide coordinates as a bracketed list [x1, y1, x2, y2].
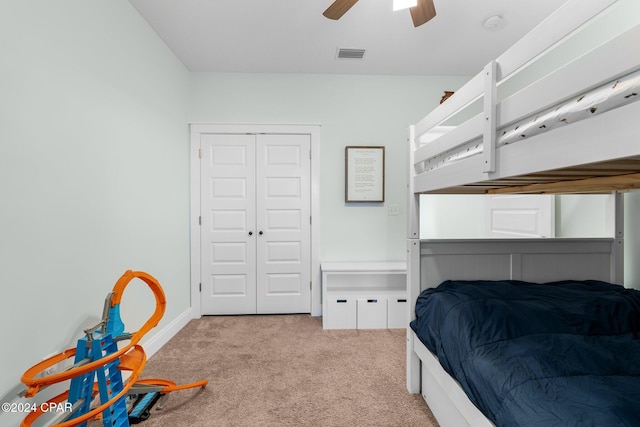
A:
[336, 48, 366, 60]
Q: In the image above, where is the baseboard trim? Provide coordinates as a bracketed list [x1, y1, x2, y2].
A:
[142, 307, 196, 359]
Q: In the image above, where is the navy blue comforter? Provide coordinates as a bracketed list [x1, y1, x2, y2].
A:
[411, 280, 640, 427]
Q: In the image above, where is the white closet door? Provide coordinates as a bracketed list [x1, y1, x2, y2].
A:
[484, 194, 555, 238]
[200, 133, 311, 315]
[201, 134, 257, 314]
[256, 134, 311, 313]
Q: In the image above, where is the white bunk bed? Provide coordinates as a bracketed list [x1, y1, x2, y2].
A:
[406, 1, 640, 426]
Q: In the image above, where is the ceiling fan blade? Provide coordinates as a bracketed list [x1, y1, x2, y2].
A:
[323, 0, 359, 20]
[410, 0, 436, 27]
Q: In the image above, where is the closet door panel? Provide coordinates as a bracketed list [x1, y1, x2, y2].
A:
[256, 134, 311, 313]
[201, 134, 257, 314]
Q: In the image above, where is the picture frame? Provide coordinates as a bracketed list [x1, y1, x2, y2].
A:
[345, 146, 385, 202]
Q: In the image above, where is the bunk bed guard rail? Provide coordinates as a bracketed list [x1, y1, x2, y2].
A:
[411, 0, 624, 189]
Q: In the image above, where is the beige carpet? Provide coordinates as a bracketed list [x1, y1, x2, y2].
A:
[124, 314, 438, 427]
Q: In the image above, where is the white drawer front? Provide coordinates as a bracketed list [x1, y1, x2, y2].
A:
[387, 295, 408, 328]
[356, 298, 388, 329]
[325, 297, 357, 329]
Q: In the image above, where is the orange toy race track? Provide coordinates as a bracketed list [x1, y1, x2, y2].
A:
[19, 270, 207, 427]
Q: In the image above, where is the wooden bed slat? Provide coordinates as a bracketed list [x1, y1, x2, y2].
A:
[488, 172, 640, 194]
[422, 157, 640, 194]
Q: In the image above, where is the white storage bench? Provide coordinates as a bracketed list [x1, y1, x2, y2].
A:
[321, 262, 407, 330]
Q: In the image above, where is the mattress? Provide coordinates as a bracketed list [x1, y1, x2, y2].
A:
[411, 279, 640, 427]
[422, 68, 640, 172]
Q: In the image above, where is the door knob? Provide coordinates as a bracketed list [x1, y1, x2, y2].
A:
[248, 231, 253, 236]
[259, 231, 263, 235]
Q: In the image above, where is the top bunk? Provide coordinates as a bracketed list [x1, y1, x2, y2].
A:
[410, 0, 640, 195]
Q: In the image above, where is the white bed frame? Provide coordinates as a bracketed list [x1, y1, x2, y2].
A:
[409, 0, 640, 197]
[406, 1, 639, 425]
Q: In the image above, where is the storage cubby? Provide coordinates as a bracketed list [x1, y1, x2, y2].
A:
[321, 262, 407, 330]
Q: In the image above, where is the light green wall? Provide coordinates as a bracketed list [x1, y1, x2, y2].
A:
[419, 195, 485, 238]
[0, 0, 191, 401]
[555, 195, 610, 238]
[420, 194, 613, 239]
[189, 73, 469, 261]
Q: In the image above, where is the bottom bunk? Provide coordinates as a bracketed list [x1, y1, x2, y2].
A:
[409, 330, 494, 427]
[406, 239, 640, 427]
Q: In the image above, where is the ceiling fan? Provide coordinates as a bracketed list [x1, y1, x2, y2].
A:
[323, 0, 436, 27]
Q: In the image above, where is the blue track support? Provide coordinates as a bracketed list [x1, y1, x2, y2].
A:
[107, 303, 126, 338]
[67, 337, 95, 427]
[66, 331, 130, 427]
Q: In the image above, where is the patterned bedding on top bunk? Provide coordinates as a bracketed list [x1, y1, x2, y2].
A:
[425, 68, 640, 171]
[411, 279, 640, 427]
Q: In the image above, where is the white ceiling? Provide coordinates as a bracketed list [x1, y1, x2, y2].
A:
[128, 0, 566, 76]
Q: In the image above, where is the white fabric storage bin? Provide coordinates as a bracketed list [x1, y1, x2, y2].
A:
[325, 297, 356, 329]
[356, 298, 388, 329]
[387, 296, 408, 328]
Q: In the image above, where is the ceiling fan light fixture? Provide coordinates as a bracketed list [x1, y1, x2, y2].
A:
[393, 0, 417, 12]
[323, 0, 436, 28]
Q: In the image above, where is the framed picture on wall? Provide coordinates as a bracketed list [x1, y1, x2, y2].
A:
[345, 146, 385, 202]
